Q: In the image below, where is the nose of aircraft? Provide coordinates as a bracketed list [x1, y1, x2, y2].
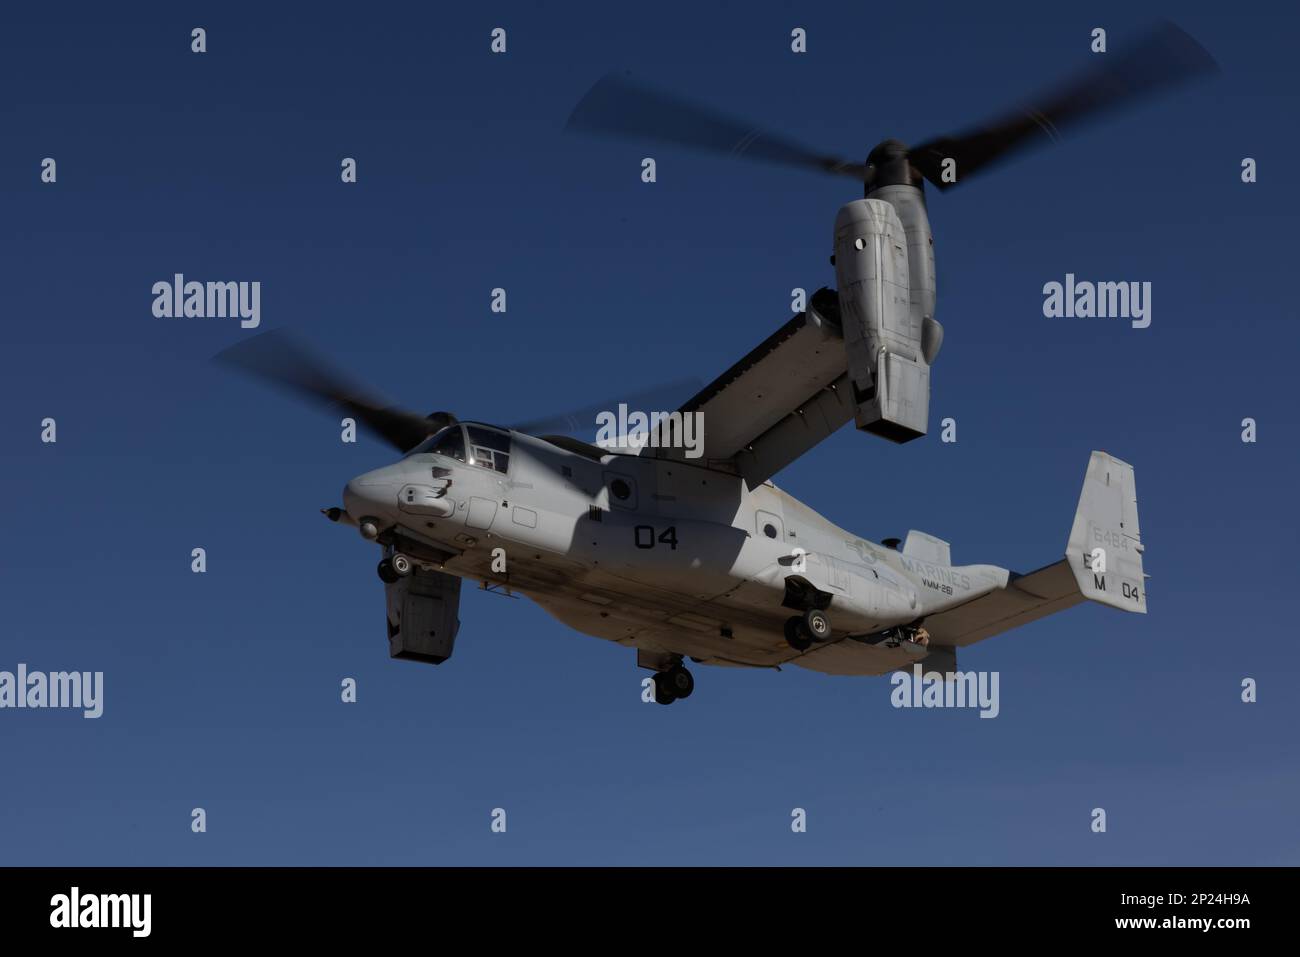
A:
[343, 464, 404, 528]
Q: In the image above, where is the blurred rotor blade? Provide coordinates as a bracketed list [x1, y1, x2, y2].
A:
[215, 330, 439, 452]
[510, 376, 703, 437]
[909, 21, 1218, 190]
[567, 73, 866, 180]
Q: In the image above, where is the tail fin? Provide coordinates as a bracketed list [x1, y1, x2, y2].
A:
[1067, 451, 1146, 613]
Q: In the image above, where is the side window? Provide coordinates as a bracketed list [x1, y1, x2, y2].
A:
[602, 471, 637, 510]
[467, 426, 511, 474]
[469, 445, 499, 471]
[756, 509, 784, 541]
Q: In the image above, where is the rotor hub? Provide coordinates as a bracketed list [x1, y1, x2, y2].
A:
[865, 139, 923, 195]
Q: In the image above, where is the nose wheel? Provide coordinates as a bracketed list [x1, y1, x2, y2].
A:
[652, 665, 694, 705]
[377, 553, 413, 584]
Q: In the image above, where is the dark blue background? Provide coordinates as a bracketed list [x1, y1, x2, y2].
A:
[1, 0, 1296, 864]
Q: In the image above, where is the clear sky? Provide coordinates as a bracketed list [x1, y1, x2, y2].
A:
[1, 0, 1296, 865]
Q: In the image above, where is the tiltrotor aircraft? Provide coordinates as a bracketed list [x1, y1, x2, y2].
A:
[220, 323, 1145, 707]
[218, 23, 1208, 703]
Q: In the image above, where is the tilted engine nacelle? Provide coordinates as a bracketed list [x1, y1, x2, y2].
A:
[384, 567, 461, 664]
[833, 185, 943, 442]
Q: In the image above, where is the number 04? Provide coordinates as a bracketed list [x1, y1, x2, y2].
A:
[634, 525, 678, 550]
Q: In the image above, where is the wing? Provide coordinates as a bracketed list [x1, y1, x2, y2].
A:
[668, 289, 854, 488]
[922, 560, 1083, 647]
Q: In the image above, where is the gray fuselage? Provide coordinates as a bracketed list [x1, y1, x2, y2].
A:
[342, 424, 1008, 675]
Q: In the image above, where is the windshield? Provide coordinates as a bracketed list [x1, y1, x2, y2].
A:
[406, 426, 465, 461]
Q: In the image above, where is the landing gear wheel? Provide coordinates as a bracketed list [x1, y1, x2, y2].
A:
[784, 616, 811, 652]
[651, 671, 678, 705]
[391, 553, 413, 577]
[377, 558, 400, 584]
[664, 665, 694, 700]
[803, 608, 831, 642]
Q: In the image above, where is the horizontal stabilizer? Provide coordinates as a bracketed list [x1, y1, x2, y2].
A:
[923, 560, 1082, 646]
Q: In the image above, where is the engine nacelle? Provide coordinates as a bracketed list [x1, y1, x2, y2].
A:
[833, 187, 941, 442]
[384, 567, 461, 665]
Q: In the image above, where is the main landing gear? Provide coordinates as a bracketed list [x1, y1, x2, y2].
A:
[784, 608, 831, 651]
[652, 664, 695, 705]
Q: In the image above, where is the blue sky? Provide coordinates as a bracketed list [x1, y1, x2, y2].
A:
[1, 0, 1296, 864]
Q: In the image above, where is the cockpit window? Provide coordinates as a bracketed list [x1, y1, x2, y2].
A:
[466, 426, 511, 474]
[408, 426, 465, 462]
